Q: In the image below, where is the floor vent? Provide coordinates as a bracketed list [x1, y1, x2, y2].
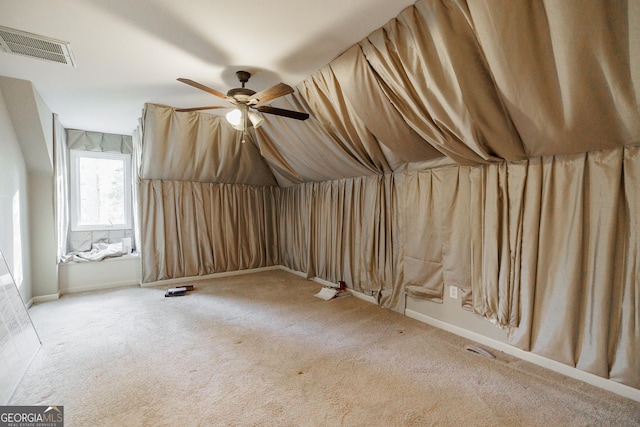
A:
[0, 26, 76, 67]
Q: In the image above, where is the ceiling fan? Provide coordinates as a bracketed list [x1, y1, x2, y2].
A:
[176, 71, 309, 142]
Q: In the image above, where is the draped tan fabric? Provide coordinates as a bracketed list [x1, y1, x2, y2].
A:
[273, 146, 640, 390]
[436, 167, 474, 309]
[499, 146, 640, 388]
[253, 95, 377, 187]
[398, 171, 444, 301]
[397, 166, 474, 308]
[140, 104, 277, 186]
[278, 183, 313, 275]
[611, 146, 640, 387]
[137, 106, 280, 283]
[359, 1, 525, 165]
[470, 161, 529, 328]
[297, 66, 394, 175]
[139, 180, 278, 283]
[295, 45, 443, 173]
[357, 0, 639, 162]
[277, 175, 395, 303]
[138, 0, 638, 185]
[467, 0, 640, 156]
[275, 165, 483, 313]
[310, 176, 395, 298]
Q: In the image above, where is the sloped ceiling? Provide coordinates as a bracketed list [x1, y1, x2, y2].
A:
[0, 77, 54, 175]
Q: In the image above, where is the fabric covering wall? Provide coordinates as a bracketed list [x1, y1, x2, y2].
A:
[137, 0, 639, 389]
[278, 175, 396, 303]
[138, 180, 278, 283]
[137, 107, 279, 283]
[274, 147, 640, 389]
[499, 146, 640, 388]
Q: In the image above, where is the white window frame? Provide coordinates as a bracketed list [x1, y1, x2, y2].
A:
[69, 150, 132, 232]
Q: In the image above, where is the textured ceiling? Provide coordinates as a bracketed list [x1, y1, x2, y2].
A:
[0, 0, 416, 135]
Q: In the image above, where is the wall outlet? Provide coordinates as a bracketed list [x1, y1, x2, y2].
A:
[449, 285, 458, 299]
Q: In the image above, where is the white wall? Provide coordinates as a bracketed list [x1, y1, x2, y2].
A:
[0, 76, 142, 300]
[28, 176, 58, 298]
[0, 76, 58, 302]
[0, 84, 32, 302]
[29, 81, 58, 298]
[59, 256, 141, 294]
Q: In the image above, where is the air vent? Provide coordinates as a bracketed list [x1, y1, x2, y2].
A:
[0, 26, 76, 67]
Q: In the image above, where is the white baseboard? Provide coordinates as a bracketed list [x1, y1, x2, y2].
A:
[278, 265, 310, 279]
[28, 292, 61, 307]
[58, 256, 141, 295]
[405, 308, 640, 403]
[61, 280, 141, 295]
[141, 265, 281, 288]
[349, 289, 378, 304]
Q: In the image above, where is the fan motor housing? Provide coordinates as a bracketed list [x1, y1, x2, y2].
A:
[236, 70, 251, 84]
[227, 87, 256, 101]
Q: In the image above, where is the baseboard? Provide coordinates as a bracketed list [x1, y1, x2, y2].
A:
[141, 265, 281, 288]
[28, 292, 61, 307]
[348, 289, 378, 304]
[404, 308, 640, 403]
[310, 276, 338, 288]
[278, 265, 310, 279]
[276, 266, 379, 304]
[61, 280, 141, 295]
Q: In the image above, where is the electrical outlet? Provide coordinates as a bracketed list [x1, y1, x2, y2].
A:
[449, 285, 458, 299]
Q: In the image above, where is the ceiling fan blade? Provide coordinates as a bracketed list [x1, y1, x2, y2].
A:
[249, 83, 294, 106]
[177, 78, 233, 101]
[174, 105, 231, 112]
[256, 106, 309, 121]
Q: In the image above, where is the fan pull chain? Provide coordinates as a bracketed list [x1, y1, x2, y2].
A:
[241, 108, 247, 143]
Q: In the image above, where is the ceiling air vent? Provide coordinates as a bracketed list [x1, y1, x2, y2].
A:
[0, 26, 76, 67]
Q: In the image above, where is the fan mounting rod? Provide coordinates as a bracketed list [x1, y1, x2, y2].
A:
[236, 70, 251, 88]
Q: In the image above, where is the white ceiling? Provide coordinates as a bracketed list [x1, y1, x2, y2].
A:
[0, 0, 416, 135]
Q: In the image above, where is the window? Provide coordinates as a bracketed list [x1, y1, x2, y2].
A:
[70, 150, 132, 231]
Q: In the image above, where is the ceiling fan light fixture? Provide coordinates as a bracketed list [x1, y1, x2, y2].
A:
[248, 111, 264, 128]
[225, 108, 242, 126]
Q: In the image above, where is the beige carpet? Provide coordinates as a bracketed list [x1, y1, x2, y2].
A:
[9, 270, 640, 426]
